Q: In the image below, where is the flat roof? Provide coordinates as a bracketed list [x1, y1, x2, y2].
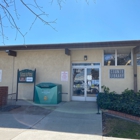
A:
[0, 40, 140, 51]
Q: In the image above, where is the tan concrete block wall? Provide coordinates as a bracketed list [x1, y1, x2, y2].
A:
[0, 50, 71, 101]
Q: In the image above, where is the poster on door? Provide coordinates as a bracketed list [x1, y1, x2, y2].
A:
[61, 71, 68, 81]
[0, 70, 2, 82]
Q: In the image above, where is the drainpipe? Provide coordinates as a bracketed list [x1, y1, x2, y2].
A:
[133, 50, 137, 93]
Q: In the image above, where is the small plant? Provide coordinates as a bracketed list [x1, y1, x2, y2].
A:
[110, 91, 117, 94]
[101, 85, 110, 93]
[122, 88, 134, 94]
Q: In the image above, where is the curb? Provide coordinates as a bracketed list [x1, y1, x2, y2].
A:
[102, 110, 140, 124]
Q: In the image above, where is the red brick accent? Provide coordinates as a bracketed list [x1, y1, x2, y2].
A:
[104, 110, 140, 123]
[0, 86, 8, 107]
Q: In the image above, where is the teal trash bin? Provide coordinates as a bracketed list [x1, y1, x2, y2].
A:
[34, 82, 62, 104]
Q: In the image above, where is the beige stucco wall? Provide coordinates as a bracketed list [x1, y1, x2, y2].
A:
[71, 49, 103, 63]
[0, 52, 14, 93]
[0, 47, 137, 102]
[0, 50, 71, 101]
[102, 66, 133, 93]
[71, 48, 134, 94]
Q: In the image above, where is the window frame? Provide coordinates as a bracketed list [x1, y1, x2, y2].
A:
[103, 50, 115, 66]
[136, 53, 140, 66]
[103, 49, 133, 66]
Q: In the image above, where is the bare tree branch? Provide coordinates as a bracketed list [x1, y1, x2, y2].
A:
[4, 0, 9, 7]
[13, 0, 19, 19]
[20, 0, 57, 30]
[0, 0, 92, 44]
[50, 0, 65, 9]
[0, 3, 22, 35]
[0, 15, 5, 44]
[0, 2, 25, 44]
[0, 0, 58, 44]
[34, 0, 46, 14]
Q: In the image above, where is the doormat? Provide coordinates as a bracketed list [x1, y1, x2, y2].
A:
[0, 105, 21, 112]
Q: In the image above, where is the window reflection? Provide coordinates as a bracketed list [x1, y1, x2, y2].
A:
[137, 54, 140, 65]
[104, 49, 132, 66]
[73, 69, 84, 96]
[104, 50, 115, 66]
[117, 49, 131, 65]
[87, 68, 99, 97]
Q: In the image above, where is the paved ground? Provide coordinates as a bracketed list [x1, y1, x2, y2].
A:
[0, 101, 136, 140]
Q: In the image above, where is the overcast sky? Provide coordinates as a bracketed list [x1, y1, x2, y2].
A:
[1, 0, 140, 45]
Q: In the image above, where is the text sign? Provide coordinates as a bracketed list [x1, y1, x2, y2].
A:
[61, 71, 68, 81]
[18, 69, 35, 83]
[110, 69, 124, 78]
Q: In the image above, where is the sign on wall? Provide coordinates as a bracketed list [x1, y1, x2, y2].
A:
[0, 70, 2, 82]
[110, 69, 124, 78]
[18, 69, 35, 83]
[61, 71, 68, 81]
[16, 69, 36, 101]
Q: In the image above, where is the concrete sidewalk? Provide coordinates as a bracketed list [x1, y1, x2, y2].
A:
[0, 101, 102, 140]
[0, 101, 135, 140]
[32, 101, 102, 135]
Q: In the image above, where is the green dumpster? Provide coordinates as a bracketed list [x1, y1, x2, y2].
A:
[34, 82, 62, 104]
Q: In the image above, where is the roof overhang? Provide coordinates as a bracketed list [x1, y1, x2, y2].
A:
[0, 40, 140, 51]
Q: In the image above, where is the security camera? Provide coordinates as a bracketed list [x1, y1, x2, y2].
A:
[5, 50, 10, 53]
[5, 50, 17, 57]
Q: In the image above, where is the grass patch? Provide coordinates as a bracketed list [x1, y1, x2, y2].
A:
[103, 113, 140, 139]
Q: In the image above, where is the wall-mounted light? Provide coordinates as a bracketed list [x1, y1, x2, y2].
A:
[84, 55, 87, 61]
[5, 50, 17, 57]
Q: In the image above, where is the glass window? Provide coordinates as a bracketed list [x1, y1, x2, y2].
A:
[117, 49, 131, 65]
[93, 63, 100, 65]
[72, 63, 92, 66]
[137, 54, 140, 65]
[72, 63, 100, 66]
[104, 50, 115, 66]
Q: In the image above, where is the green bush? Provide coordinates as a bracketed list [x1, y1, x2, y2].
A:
[97, 89, 140, 117]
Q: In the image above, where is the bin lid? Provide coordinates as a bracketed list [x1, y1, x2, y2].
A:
[36, 82, 57, 88]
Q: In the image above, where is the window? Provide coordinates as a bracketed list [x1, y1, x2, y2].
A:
[117, 49, 131, 65]
[104, 50, 115, 66]
[104, 49, 132, 66]
[72, 63, 100, 66]
[137, 54, 140, 65]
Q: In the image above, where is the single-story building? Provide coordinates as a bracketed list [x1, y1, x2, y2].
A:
[0, 40, 140, 102]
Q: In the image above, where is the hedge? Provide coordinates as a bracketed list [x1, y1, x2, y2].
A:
[97, 90, 140, 117]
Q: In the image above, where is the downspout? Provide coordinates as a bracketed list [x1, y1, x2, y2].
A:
[133, 49, 137, 92]
[12, 56, 15, 93]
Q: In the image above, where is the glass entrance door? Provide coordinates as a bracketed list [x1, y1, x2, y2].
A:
[72, 68, 85, 101]
[72, 66, 100, 101]
[86, 68, 99, 101]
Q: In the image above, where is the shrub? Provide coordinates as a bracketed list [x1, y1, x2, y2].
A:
[97, 89, 140, 117]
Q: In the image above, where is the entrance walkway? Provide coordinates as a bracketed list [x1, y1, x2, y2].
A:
[33, 101, 102, 135]
[0, 101, 102, 140]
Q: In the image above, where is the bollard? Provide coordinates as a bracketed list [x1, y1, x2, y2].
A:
[96, 103, 100, 114]
[96, 91, 100, 114]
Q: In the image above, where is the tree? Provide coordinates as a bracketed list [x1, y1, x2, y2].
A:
[0, 0, 92, 44]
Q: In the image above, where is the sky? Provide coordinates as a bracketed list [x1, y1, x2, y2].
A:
[1, 0, 140, 45]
